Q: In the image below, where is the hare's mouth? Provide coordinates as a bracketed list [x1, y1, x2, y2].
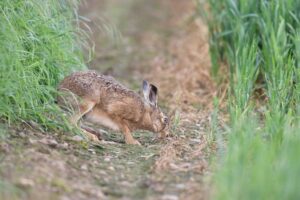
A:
[162, 123, 169, 132]
[153, 124, 164, 133]
[153, 124, 159, 132]
[154, 123, 168, 133]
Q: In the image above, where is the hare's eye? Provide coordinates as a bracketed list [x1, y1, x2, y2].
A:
[163, 116, 168, 124]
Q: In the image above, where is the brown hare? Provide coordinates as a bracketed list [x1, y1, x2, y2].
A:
[57, 71, 169, 145]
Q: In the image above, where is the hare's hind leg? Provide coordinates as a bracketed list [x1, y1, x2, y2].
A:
[69, 100, 99, 142]
[69, 99, 95, 125]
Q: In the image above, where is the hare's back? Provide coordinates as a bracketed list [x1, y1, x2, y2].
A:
[58, 70, 136, 102]
[58, 71, 104, 101]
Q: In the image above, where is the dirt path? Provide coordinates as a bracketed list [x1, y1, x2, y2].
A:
[0, 1, 215, 200]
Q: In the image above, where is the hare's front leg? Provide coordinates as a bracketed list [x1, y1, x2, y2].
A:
[69, 100, 100, 142]
[121, 125, 141, 145]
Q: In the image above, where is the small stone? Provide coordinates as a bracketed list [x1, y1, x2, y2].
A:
[17, 178, 34, 188]
[18, 132, 26, 138]
[80, 164, 88, 170]
[104, 157, 110, 162]
[57, 142, 69, 149]
[108, 166, 115, 171]
[28, 138, 37, 144]
[59, 196, 71, 200]
[0, 143, 10, 153]
[28, 121, 40, 129]
[39, 138, 58, 148]
[175, 184, 185, 189]
[71, 135, 83, 142]
[162, 194, 179, 200]
[88, 148, 96, 154]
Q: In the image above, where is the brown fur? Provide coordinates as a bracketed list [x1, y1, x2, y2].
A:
[57, 71, 169, 145]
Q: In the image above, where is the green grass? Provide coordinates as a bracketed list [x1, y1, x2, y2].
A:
[198, 0, 300, 199]
[0, 180, 23, 200]
[0, 0, 86, 131]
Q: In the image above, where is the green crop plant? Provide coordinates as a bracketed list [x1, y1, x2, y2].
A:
[199, 0, 300, 199]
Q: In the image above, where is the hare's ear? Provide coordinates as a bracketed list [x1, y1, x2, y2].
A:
[143, 80, 150, 101]
[142, 80, 158, 107]
[149, 84, 158, 107]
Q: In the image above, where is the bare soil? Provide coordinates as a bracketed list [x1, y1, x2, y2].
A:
[0, 1, 216, 200]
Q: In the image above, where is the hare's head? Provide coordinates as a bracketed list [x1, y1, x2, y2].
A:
[142, 80, 169, 137]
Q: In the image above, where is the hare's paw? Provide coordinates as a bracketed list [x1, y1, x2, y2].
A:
[81, 129, 101, 143]
[125, 138, 141, 146]
[159, 129, 171, 138]
[89, 134, 100, 143]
